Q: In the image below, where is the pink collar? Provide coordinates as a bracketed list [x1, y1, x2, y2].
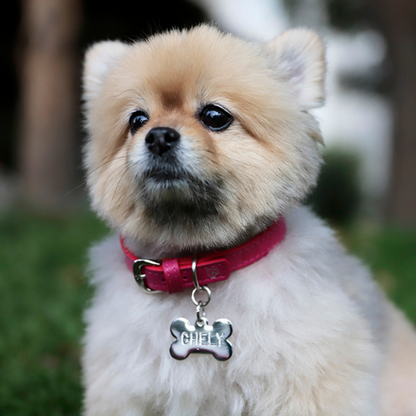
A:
[121, 217, 286, 294]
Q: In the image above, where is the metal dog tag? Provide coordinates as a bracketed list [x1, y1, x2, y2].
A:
[170, 258, 233, 361]
[170, 317, 233, 361]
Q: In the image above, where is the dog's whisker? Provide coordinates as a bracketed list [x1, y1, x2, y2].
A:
[86, 156, 128, 178]
[64, 156, 129, 198]
[111, 166, 130, 204]
[63, 182, 87, 198]
[99, 161, 130, 202]
[111, 89, 139, 100]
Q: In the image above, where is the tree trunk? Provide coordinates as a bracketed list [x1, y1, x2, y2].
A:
[366, 0, 416, 226]
[386, 27, 416, 226]
[18, 0, 82, 210]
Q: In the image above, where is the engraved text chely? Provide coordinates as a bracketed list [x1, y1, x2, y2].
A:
[180, 331, 224, 347]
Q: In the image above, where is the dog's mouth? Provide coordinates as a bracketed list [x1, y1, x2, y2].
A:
[143, 166, 187, 184]
[138, 164, 225, 226]
[141, 165, 221, 198]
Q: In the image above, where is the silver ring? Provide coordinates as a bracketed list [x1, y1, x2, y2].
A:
[191, 286, 211, 307]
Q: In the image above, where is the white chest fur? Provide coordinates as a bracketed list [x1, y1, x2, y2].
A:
[83, 207, 384, 416]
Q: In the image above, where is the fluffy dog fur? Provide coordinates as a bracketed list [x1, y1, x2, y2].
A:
[82, 25, 416, 415]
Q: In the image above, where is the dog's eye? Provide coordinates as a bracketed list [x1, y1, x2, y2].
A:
[129, 110, 149, 134]
[199, 105, 233, 131]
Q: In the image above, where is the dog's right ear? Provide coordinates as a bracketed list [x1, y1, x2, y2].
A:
[267, 29, 326, 110]
[83, 41, 129, 104]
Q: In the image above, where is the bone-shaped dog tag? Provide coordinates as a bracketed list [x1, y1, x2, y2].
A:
[170, 317, 233, 361]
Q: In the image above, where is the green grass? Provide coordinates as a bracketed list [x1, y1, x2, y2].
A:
[0, 207, 108, 415]
[342, 222, 416, 324]
[0, 207, 415, 415]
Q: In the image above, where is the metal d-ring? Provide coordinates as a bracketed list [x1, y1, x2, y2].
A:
[192, 257, 201, 290]
[191, 256, 211, 307]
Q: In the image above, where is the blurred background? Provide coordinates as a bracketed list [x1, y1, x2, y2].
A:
[1, 0, 415, 414]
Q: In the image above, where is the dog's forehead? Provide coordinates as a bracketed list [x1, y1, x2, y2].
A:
[135, 46, 224, 106]
[122, 28, 266, 110]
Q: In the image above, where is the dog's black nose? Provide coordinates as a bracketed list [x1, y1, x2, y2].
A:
[145, 127, 180, 156]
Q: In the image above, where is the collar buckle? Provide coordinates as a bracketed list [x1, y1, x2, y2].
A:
[133, 259, 162, 293]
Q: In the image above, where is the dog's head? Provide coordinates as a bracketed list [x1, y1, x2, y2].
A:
[83, 25, 325, 252]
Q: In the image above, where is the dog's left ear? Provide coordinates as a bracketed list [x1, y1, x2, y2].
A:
[267, 29, 326, 109]
[83, 41, 130, 105]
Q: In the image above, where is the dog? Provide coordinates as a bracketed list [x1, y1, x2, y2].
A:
[81, 25, 416, 415]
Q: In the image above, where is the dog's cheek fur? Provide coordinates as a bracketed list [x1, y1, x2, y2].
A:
[84, 119, 134, 231]
[211, 105, 323, 226]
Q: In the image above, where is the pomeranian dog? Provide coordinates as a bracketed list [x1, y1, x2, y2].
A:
[82, 25, 416, 415]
